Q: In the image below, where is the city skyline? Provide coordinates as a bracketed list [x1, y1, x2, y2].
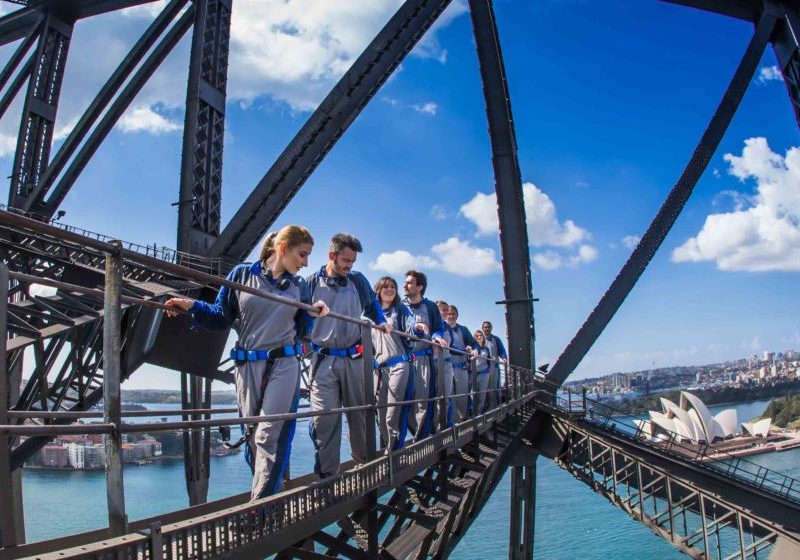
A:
[1, 1, 798, 388]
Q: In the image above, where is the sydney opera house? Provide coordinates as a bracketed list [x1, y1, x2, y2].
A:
[634, 391, 772, 444]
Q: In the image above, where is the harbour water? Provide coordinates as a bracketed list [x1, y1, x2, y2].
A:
[20, 399, 799, 558]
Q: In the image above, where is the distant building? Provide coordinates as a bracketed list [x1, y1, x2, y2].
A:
[763, 351, 774, 362]
[40, 444, 69, 468]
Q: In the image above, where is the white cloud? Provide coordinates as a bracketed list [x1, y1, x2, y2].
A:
[672, 137, 800, 271]
[532, 243, 597, 270]
[0, 1, 465, 159]
[621, 235, 640, 250]
[461, 181, 597, 271]
[228, 0, 464, 111]
[461, 182, 589, 247]
[370, 236, 500, 277]
[117, 105, 182, 134]
[412, 102, 438, 115]
[757, 65, 783, 84]
[429, 204, 448, 220]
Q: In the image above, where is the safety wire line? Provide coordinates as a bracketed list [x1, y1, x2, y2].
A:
[0, 383, 546, 436]
[7, 265, 522, 372]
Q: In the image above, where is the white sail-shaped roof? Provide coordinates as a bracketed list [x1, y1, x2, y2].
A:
[681, 391, 715, 441]
[663, 400, 701, 442]
[713, 409, 738, 438]
[687, 409, 708, 442]
[649, 411, 677, 437]
[742, 418, 772, 437]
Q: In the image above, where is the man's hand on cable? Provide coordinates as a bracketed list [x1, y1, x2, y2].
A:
[379, 322, 393, 334]
[414, 322, 429, 335]
[164, 297, 194, 318]
[309, 300, 330, 317]
[432, 336, 448, 349]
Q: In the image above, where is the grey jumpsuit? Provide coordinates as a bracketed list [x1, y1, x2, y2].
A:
[371, 303, 417, 450]
[444, 324, 473, 422]
[404, 299, 445, 440]
[484, 333, 507, 408]
[472, 345, 493, 415]
[307, 267, 386, 477]
[189, 262, 311, 500]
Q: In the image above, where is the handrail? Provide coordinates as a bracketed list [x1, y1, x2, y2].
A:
[542, 388, 800, 504]
[0, 203, 224, 275]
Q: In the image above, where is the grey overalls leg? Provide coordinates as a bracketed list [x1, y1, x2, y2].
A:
[251, 357, 300, 500]
[436, 348, 454, 429]
[375, 361, 410, 449]
[486, 365, 499, 410]
[452, 364, 470, 421]
[309, 354, 367, 477]
[473, 371, 490, 415]
[408, 355, 437, 439]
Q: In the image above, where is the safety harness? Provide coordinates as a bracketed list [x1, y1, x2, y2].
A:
[222, 343, 307, 462]
[310, 342, 364, 359]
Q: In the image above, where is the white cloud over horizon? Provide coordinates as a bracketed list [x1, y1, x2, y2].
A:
[117, 105, 182, 134]
[622, 235, 641, 250]
[370, 236, 500, 277]
[672, 137, 800, 272]
[460, 181, 596, 270]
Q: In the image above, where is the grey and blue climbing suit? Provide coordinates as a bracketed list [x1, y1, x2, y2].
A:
[484, 333, 507, 409]
[446, 323, 476, 422]
[307, 266, 386, 477]
[372, 302, 418, 450]
[435, 331, 454, 429]
[404, 298, 445, 440]
[189, 262, 312, 501]
[472, 344, 493, 414]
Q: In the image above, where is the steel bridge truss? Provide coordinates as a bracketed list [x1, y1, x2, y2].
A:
[554, 424, 788, 560]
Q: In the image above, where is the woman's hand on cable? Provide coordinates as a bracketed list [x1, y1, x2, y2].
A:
[379, 322, 393, 334]
[164, 297, 194, 318]
[414, 322, 430, 336]
[309, 300, 329, 318]
[432, 336, 448, 349]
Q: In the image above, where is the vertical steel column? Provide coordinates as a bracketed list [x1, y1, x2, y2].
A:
[0, 263, 17, 547]
[469, 3, 535, 556]
[103, 241, 127, 537]
[176, 0, 232, 505]
[772, 3, 800, 129]
[509, 452, 536, 560]
[468, 0, 534, 372]
[181, 373, 209, 506]
[360, 325, 378, 557]
[8, 11, 73, 213]
[177, 0, 231, 256]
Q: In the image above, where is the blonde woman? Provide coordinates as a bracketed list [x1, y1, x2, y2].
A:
[165, 225, 328, 500]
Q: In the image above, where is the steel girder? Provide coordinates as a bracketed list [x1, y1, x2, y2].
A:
[7, 11, 73, 212]
[545, 10, 776, 388]
[0, 218, 212, 469]
[207, 0, 455, 264]
[0, 1, 159, 46]
[177, 0, 231, 255]
[468, 0, 534, 373]
[175, 0, 233, 506]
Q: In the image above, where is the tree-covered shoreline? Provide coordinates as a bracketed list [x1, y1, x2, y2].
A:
[608, 381, 800, 416]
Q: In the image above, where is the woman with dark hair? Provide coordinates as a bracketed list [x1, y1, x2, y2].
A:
[372, 276, 418, 450]
[165, 225, 329, 500]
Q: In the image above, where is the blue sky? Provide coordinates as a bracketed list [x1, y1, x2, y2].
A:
[1, 0, 798, 389]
